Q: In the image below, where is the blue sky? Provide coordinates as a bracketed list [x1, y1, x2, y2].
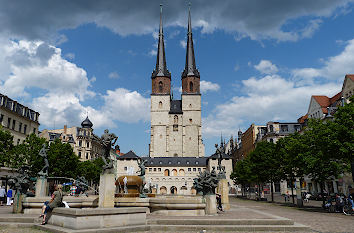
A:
[0, 0, 354, 156]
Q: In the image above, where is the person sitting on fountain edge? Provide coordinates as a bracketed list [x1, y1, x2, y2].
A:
[40, 184, 63, 225]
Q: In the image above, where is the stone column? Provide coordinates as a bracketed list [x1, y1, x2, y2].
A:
[35, 177, 48, 197]
[204, 194, 217, 215]
[99, 171, 115, 208]
[217, 179, 230, 210]
[13, 192, 25, 213]
[295, 178, 303, 207]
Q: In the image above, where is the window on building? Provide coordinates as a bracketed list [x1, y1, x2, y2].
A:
[0, 114, 3, 125]
[179, 169, 185, 176]
[159, 81, 163, 92]
[173, 125, 178, 131]
[124, 167, 127, 171]
[12, 119, 15, 130]
[158, 168, 161, 172]
[164, 169, 170, 176]
[189, 81, 193, 92]
[188, 168, 191, 172]
[19, 123, 22, 132]
[149, 168, 152, 172]
[174, 115, 178, 124]
[172, 169, 177, 176]
[7, 117, 11, 128]
[198, 168, 201, 171]
[193, 168, 196, 172]
[86, 153, 89, 160]
[84, 130, 86, 136]
[33, 128, 36, 134]
[78, 151, 81, 158]
[269, 125, 274, 132]
[17, 139, 20, 145]
[270, 138, 274, 143]
[154, 168, 157, 172]
[158, 101, 162, 108]
[281, 125, 288, 132]
[186, 161, 189, 165]
[189, 118, 192, 123]
[24, 124, 27, 134]
[79, 140, 82, 147]
[87, 142, 89, 147]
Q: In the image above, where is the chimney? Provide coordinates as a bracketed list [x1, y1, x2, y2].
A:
[64, 125, 67, 134]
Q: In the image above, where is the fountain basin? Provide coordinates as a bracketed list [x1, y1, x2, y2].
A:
[116, 175, 143, 194]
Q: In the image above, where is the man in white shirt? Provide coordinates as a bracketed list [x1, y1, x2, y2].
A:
[0, 186, 6, 206]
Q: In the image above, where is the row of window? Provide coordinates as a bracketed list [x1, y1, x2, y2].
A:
[0, 96, 38, 121]
[78, 140, 90, 148]
[0, 114, 35, 135]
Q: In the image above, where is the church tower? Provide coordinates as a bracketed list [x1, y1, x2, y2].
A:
[150, 5, 204, 158]
[181, 5, 204, 157]
[150, 5, 171, 157]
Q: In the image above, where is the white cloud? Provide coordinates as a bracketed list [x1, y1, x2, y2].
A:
[203, 74, 340, 137]
[200, 80, 220, 93]
[292, 39, 354, 81]
[65, 52, 75, 60]
[234, 64, 240, 72]
[254, 60, 278, 74]
[180, 40, 186, 49]
[0, 37, 150, 130]
[108, 71, 119, 79]
[102, 88, 150, 123]
[148, 49, 157, 56]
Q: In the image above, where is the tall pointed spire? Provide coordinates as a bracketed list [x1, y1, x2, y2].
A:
[182, 3, 200, 79]
[152, 4, 171, 79]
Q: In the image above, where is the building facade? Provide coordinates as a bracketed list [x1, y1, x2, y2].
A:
[0, 93, 40, 145]
[40, 117, 104, 161]
[342, 74, 354, 104]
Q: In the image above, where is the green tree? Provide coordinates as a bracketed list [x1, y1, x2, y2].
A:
[13, 133, 47, 177]
[231, 158, 253, 197]
[77, 157, 103, 183]
[248, 141, 279, 201]
[47, 139, 80, 178]
[0, 127, 14, 167]
[333, 96, 354, 181]
[303, 119, 347, 206]
[276, 133, 307, 204]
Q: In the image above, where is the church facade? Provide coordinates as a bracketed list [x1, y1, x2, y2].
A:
[116, 6, 233, 195]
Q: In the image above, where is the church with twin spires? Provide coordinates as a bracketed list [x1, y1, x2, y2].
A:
[149, 5, 204, 158]
[116, 6, 233, 195]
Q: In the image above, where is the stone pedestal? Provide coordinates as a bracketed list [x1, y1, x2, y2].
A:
[217, 179, 230, 210]
[99, 172, 115, 208]
[204, 194, 217, 215]
[35, 177, 48, 197]
[13, 193, 24, 213]
[49, 207, 147, 230]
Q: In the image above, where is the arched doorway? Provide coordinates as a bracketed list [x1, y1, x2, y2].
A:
[164, 169, 170, 176]
[181, 186, 188, 195]
[160, 186, 167, 195]
[191, 188, 197, 195]
[170, 186, 177, 194]
[172, 169, 177, 176]
[179, 169, 185, 176]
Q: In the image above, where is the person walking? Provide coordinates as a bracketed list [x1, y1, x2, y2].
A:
[6, 188, 12, 206]
[0, 186, 6, 206]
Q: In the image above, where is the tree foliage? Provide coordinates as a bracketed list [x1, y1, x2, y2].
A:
[0, 127, 14, 167]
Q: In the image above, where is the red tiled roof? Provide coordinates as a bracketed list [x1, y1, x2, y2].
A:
[345, 74, 354, 81]
[329, 92, 342, 104]
[297, 114, 308, 124]
[312, 92, 341, 114]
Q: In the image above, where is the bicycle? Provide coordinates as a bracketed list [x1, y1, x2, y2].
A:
[343, 198, 354, 216]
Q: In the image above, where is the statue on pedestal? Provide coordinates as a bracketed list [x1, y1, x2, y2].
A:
[215, 143, 226, 180]
[137, 159, 148, 197]
[38, 143, 49, 178]
[100, 129, 118, 171]
[193, 168, 218, 196]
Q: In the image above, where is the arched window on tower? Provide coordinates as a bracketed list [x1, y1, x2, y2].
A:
[159, 81, 163, 92]
[159, 101, 162, 109]
[189, 81, 193, 92]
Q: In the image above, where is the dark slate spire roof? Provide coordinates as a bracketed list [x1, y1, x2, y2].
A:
[81, 116, 93, 128]
[181, 5, 200, 79]
[151, 4, 171, 79]
[117, 150, 139, 160]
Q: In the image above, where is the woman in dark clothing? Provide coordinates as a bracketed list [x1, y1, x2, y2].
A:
[40, 184, 63, 225]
